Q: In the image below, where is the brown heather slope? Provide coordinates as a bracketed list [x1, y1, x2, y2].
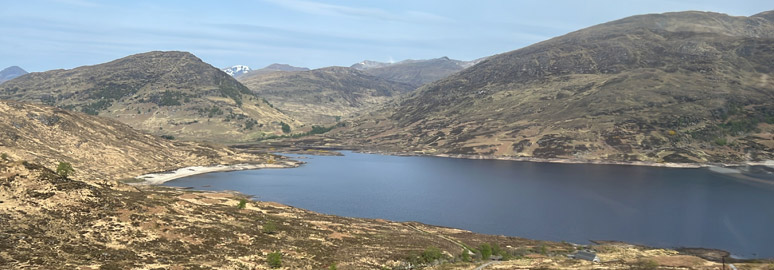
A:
[0, 100, 274, 181]
[0, 51, 298, 143]
[239, 66, 414, 125]
[330, 11, 774, 164]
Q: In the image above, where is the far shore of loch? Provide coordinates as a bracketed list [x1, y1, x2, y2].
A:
[134, 147, 774, 186]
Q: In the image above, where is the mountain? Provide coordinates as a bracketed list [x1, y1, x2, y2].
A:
[0, 51, 297, 142]
[333, 11, 774, 164]
[261, 63, 309, 72]
[222, 64, 309, 78]
[351, 57, 484, 87]
[221, 64, 251, 77]
[350, 60, 394, 70]
[242, 63, 311, 77]
[0, 66, 27, 83]
[239, 66, 414, 124]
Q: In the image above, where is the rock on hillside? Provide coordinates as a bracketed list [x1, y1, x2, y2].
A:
[0, 51, 298, 142]
[239, 66, 414, 125]
[333, 11, 774, 164]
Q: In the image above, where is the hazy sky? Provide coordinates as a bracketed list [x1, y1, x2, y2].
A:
[1, 0, 771, 72]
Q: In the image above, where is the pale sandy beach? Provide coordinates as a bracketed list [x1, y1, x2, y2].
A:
[136, 161, 300, 185]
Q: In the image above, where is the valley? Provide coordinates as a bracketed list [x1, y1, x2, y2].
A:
[1, 6, 774, 270]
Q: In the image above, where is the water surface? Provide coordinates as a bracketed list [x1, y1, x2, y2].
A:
[165, 152, 774, 258]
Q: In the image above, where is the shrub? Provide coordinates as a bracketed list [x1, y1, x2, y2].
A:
[714, 137, 727, 146]
[1, 153, 8, 161]
[237, 199, 247, 209]
[262, 98, 274, 108]
[56, 162, 74, 178]
[244, 119, 258, 130]
[263, 220, 278, 234]
[160, 135, 175, 140]
[421, 246, 443, 263]
[632, 258, 658, 270]
[280, 122, 291, 134]
[461, 248, 471, 262]
[267, 251, 282, 268]
[480, 243, 492, 260]
[329, 263, 337, 270]
[491, 243, 501, 256]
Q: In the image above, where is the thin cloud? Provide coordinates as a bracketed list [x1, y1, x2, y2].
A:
[49, 0, 99, 7]
[262, 0, 452, 23]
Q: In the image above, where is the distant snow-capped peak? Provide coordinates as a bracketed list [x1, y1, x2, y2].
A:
[222, 65, 251, 77]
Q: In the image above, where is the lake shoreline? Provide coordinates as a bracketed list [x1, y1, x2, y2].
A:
[233, 143, 774, 169]
[151, 150, 773, 259]
[134, 160, 301, 185]
[340, 148, 774, 169]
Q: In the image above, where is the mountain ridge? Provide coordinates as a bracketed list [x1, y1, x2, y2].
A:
[351, 57, 485, 87]
[239, 66, 414, 124]
[0, 51, 298, 142]
[329, 10, 774, 164]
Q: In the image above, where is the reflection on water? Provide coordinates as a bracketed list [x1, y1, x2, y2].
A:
[165, 152, 774, 258]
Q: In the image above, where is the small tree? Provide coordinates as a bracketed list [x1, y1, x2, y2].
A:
[267, 251, 282, 268]
[480, 243, 492, 260]
[280, 122, 291, 134]
[56, 162, 74, 178]
[237, 199, 247, 209]
[491, 243, 501, 256]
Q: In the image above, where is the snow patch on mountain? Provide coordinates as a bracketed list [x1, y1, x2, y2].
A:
[222, 65, 251, 77]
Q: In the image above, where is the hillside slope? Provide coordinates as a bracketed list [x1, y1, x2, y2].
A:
[0, 100, 272, 181]
[0, 51, 297, 142]
[334, 11, 774, 163]
[352, 57, 481, 87]
[239, 66, 414, 125]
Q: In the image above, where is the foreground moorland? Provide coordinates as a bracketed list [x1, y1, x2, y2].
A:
[2, 8, 774, 270]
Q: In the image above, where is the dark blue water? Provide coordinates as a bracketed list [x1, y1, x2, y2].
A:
[164, 152, 774, 258]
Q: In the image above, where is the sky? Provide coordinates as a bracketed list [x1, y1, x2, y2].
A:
[0, 0, 771, 72]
